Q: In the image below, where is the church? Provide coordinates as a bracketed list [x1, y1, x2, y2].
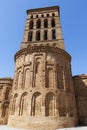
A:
[0, 6, 87, 130]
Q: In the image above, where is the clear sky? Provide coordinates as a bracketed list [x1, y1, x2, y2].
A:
[0, 0, 87, 78]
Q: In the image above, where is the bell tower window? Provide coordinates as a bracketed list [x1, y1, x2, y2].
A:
[36, 31, 40, 41]
[44, 19, 48, 28]
[44, 30, 48, 40]
[28, 32, 33, 41]
[52, 30, 56, 39]
[37, 19, 41, 29]
[51, 19, 55, 27]
[29, 21, 33, 29]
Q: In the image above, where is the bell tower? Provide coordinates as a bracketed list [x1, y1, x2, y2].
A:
[21, 6, 64, 49]
[8, 6, 78, 130]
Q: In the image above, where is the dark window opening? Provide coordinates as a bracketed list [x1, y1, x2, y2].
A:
[28, 32, 33, 41]
[44, 31, 48, 40]
[36, 15, 38, 18]
[42, 14, 44, 17]
[37, 19, 41, 29]
[36, 31, 40, 41]
[31, 15, 33, 18]
[51, 19, 55, 27]
[52, 13, 55, 17]
[52, 30, 56, 39]
[44, 19, 48, 28]
[29, 21, 33, 29]
[47, 14, 49, 17]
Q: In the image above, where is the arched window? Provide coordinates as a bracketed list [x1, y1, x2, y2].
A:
[44, 19, 48, 28]
[41, 14, 44, 17]
[29, 21, 33, 29]
[47, 14, 49, 17]
[52, 13, 55, 17]
[36, 31, 40, 41]
[44, 30, 48, 40]
[52, 30, 56, 39]
[36, 15, 38, 18]
[51, 19, 55, 27]
[31, 15, 33, 18]
[28, 32, 33, 41]
[36, 19, 41, 28]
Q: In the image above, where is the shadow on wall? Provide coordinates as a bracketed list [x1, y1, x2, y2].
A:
[73, 74, 87, 126]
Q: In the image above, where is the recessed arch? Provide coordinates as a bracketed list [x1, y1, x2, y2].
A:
[17, 71, 22, 88]
[45, 92, 56, 116]
[36, 31, 40, 41]
[59, 94, 66, 116]
[29, 20, 33, 29]
[47, 14, 49, 17]
[52, 29, 56, 39]
[44, 19, 48, 28]
[28, 32, 33, 41]
[36, 19, 41, 28]
[44, 30, 48, 40]
[19, 92, 28, 116]
[51, 18, 55, 27]
[46, 68, 54, 88]
[24, 68, 31, 88]
[12, 93, 18, 115]
[31, 92, 42, 116]
[52, 13, 55, 17]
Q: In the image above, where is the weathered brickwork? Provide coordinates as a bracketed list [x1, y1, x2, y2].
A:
[0, 78, 13, 124]
[7, 6, 77, 130]
[0, 6, 87, 130]
[73, 75, 87, 125]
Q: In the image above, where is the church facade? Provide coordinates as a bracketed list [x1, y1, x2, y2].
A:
[0, 6, 87, 130]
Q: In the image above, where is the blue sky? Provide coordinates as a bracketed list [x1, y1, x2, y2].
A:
[0, 0, 87, 78]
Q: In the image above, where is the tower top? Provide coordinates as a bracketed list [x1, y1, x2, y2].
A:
[21, 6, 64, 50]
[27, 6, 60, 16]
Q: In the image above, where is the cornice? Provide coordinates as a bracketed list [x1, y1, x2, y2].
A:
[14, 45, 71, 62]
[27, 6, 60, 15]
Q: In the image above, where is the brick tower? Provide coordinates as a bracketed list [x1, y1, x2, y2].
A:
[8, 6, 78, 130]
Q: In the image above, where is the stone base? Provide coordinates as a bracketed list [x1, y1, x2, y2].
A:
[8, 116, 77, 130]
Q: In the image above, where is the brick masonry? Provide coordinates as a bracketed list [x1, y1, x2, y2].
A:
[0, 6, 86, 130]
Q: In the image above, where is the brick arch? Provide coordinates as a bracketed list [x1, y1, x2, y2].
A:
[45, 92, 56, 116]
[19, 92, 28, 116]
[36, 30, 40, 41]
[36, 19, 41, 29]
[44, 19, 48, 28]
[17, 71, 22, 89]
[51, 18, 55, 27]
[28, 31, 33, 41]
[24, 68, 30, 89]
[29, 20, 33, 29]
[11, 93, 18, 115]
[31, 92, 42, 116]
[34, 58, 42, 88]
[46, 68, 54, 88]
